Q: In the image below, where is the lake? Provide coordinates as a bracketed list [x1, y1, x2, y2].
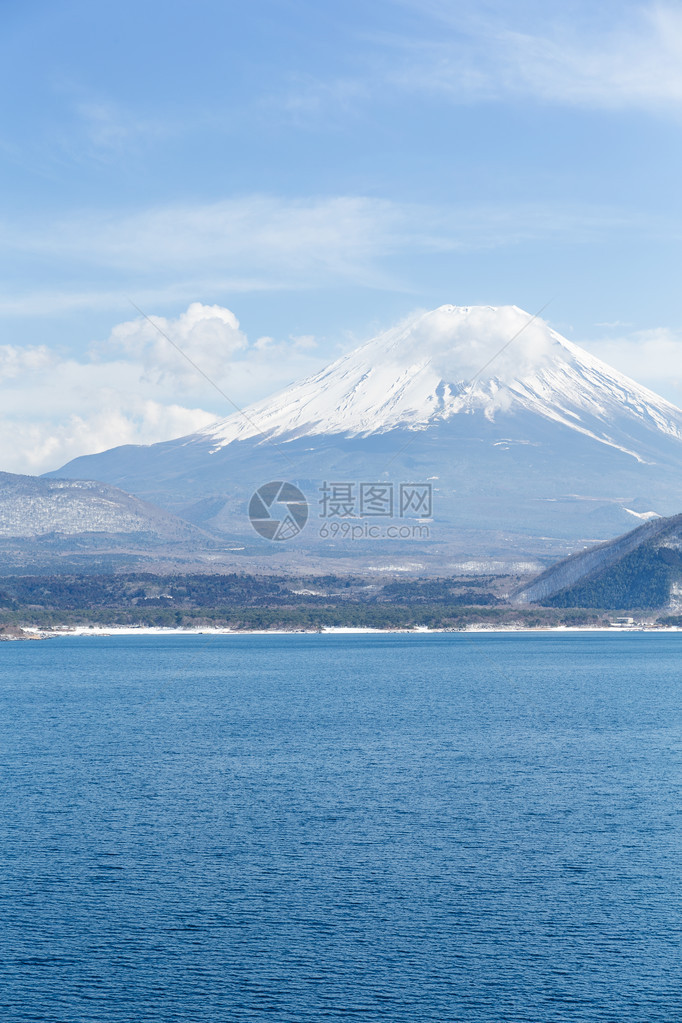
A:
[1, 632, 681, 1021]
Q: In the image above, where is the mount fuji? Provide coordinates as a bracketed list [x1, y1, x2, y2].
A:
[49, 305, 682, 572]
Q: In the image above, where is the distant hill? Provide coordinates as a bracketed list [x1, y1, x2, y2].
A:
[514, 513, 682, 610]
[0, 471, 224, 574]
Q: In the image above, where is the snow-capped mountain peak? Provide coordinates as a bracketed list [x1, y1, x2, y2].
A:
[201, 304, 682, 457]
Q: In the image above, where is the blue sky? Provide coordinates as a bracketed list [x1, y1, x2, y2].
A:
[2, 0, 682, 471]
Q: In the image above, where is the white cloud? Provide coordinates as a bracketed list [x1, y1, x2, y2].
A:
[0, 196, 403, 318]
[0, 195, 651, 319]
[0, 344, 55, 382]
[498, 5, 682, 109]
[100, 303, 325, 400]
[367, 2, 682, 112]
[106, 302, 249, 389]
[0, 303, 327, 475]
[0, 402, 216, 477]
[386, 304, 554, 384]
[583, 326, 682, 406]
[74, 101, 174, 156]
[8, 196, 401, 278]
[0, 350, 218, 475]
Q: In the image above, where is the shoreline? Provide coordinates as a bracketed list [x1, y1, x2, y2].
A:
[12, 623, 681, 639]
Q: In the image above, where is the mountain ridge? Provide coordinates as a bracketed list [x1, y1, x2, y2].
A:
[514, 512, 682, 611]
[46, 305, 682, 571]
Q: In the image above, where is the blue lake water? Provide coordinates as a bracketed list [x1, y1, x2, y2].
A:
[1, 631, 681, 1022]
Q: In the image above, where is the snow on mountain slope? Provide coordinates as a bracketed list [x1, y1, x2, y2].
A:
[201, 305, 682, 462]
